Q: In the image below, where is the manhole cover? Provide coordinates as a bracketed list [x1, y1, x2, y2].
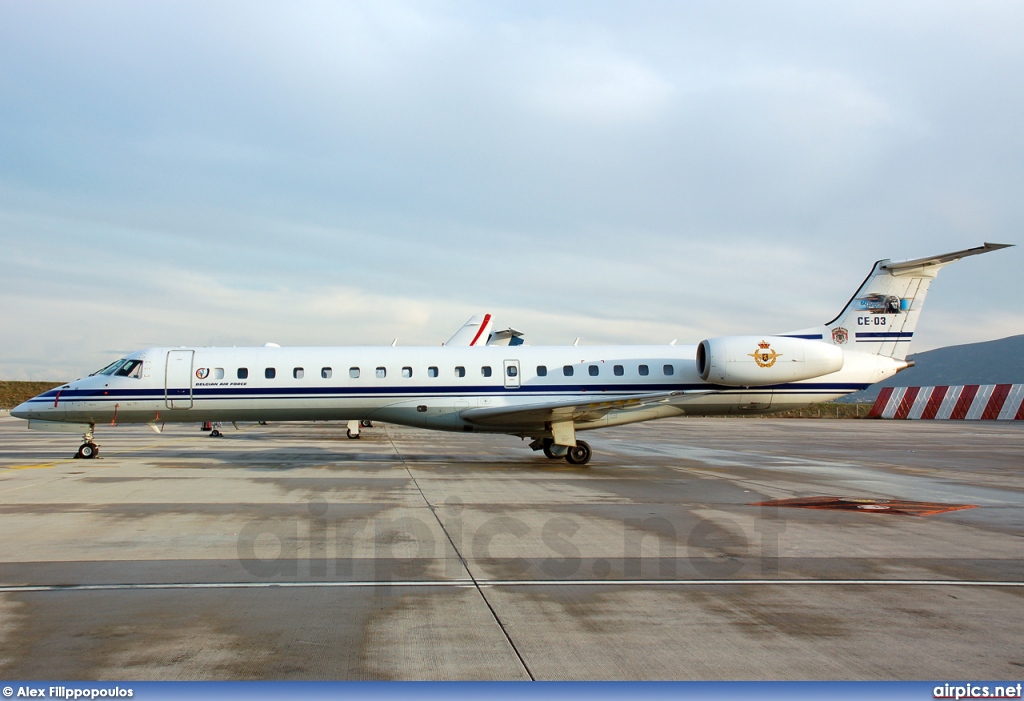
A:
[751, 496, 976, 516]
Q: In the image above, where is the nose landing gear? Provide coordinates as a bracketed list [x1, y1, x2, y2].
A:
[75, 425, 99, 459]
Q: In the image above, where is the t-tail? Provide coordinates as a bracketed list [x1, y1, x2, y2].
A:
[786, 243, 1012, 360]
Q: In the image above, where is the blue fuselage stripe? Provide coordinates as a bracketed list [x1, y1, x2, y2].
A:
[25, 382, 872, 406]
[854, 332, 914, 338]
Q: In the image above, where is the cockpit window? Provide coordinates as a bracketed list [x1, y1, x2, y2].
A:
[115, 360, 144, 379]
[93, 359, 127, 376]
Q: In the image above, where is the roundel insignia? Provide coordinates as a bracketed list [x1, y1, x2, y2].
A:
[196, 368, 210, 380]
[749, 340, 782, 368]
[831, 327, 849, 345]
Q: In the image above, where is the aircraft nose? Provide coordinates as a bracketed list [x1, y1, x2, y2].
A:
[10, 401, 31, 420]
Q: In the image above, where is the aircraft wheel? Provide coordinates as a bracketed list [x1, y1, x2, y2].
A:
[565, 440, 592, 466]
[541, 439, 561, 460]
[360, 420, 373, 428]
[210, 429, 222, 437]
[347, 429, 361, 439]
[76, 442, 98, 460]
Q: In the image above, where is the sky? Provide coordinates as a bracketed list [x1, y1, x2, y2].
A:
[1, 1, 1021, 380]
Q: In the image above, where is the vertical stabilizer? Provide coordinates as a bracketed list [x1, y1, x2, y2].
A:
[786, 243, 1011, 360]
[445, 314, 494, 346]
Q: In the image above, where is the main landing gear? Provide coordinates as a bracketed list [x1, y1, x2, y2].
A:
[539, 438, 592, 465]
[76, 425, 99, 459]
[565, 441, 592, 465]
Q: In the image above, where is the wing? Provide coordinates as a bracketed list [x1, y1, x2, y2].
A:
[460, 390, 704, 427]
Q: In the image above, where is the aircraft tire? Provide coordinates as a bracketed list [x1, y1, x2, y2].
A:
[346, 429, 361, 439]
[77, 442, 98, 460]
[210, 429, 221, 437]
[360, 420, 373, 428]
[542, 439, 561, 460]
[565, 440, 592, 466]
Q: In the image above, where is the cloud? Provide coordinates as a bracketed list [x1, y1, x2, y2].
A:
[0, 1, 1020, 380]
[520, 48, 674, 125]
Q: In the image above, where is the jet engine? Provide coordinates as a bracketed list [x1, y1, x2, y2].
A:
[696, 335, 844, 386]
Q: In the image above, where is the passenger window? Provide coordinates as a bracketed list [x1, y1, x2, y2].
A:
[638, 364, 649, 376]
[323, 367, 333, 379]
[293, 367, 304, 379]
[428, 366, 438, 378]
[481, 366, 492, 378]
[588, 365, 599, 377]
[237, 368, 248, 379]
[214, 368, 225, 380]
[349, 367, 359, 379]
[537, 365, 547, 377]
[563, 365, 574, 377]
[507, 365, 518, 377]
[613, 365, 624, 376]
[402, 366, 413, 378]
[663, 364, 674, 376]
[455, 366, 466, 378]
[376, 367, 386, 379]
[265, 368, 276, 379]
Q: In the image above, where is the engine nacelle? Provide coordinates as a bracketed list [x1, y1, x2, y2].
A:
[696, 335, 844, 387]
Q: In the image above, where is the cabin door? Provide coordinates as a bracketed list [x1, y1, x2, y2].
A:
[165, 350, 195, 409]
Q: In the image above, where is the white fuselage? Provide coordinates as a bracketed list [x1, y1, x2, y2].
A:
[13, 344, 902, 436]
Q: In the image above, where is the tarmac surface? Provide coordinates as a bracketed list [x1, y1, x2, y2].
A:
[0, 413, 1021, 680]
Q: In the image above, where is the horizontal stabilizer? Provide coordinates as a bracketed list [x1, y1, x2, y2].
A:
[881, 242, 1012, 275]
[486, 327, 525, 346]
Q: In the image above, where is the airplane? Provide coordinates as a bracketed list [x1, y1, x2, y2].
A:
[10, 242, 1010, 464]
[444, 313, 525, 347]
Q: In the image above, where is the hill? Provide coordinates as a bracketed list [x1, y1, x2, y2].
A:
[0, 381, 65, 410]
[842, 334, 1024, 403]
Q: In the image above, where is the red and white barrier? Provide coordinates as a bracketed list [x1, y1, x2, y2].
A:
[868, 384, 1024, 420]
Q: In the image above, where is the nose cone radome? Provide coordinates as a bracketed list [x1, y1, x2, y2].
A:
[10, 401, 31, 420]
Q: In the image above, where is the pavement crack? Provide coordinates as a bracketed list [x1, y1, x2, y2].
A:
[383, 425, 535, 681]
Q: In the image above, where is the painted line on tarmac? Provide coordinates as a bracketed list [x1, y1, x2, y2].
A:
[1, 579, 1022, 593]
[0, 581, 476, 592]
[3, 441, 179, 470]
[483, 579, 1024, 587]
[3, 462, 75, 470]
